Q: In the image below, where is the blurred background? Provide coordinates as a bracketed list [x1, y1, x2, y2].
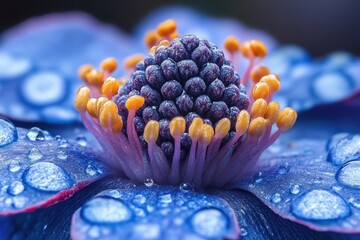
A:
[1, 0, 360, 56]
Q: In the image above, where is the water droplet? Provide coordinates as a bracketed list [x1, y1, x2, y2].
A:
[76, 135, 87, 147]
[179, 182, 193, 192]
[254, 172, 263, 183]
[328, 135, 360, 166]
[313, 72, 352, 101]
[240, 227, 248, 236]
[0, 118, 18, 147]
[331, 185, 342, 192]
[270, 193, 282, 204]
[291, 189, 351, 220]
[22, 162, 73, 192]
[59, 139, 68, 148]
[191, 207, 230, 238]
[57, 151, 67, 160]
[81, 196, 133, 224]
[8, 160, 21, 172]
[348, 197, 360, 209]
[314, 177, 324, 184]
[336, 160, 360, 189]
[27, 148, 43, 161]
[26, 127, 45, 141]
[278, 165, 290, 175]
[133, 194, 146, 206]
[144, 178, 154, 187]
[326, 133, 349, 151]
[54, 135, 62, 141]
[159, 194, 172, 204]
[86, 164, 99, 176]
[7, 181, 25, 195]
[289, 184, 301, 195]
[12, 196, 28, 209]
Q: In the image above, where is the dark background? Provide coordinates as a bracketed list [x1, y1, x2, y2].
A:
[1, 0, 359, 57]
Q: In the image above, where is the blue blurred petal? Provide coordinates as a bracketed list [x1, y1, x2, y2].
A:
[238, 138, 360, 233]
[71, 185, 239, 240]
[0, 122, 106, 215]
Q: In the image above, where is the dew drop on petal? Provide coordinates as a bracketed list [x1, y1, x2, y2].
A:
[7, 181, 25, 195]
[86, 164, 99, 176]
[289, 184, 301, 195]
[291, 189, 351, 220]
[144, 178, 154, 187]
[8, 160, 21, 172]
[57, 150, 68, 160]
[0, 118, 18, 147]
[179, 182, 193, 192]
[133, 194, 147, 206]
[26, 127, 45, 141]
[326, 132, 349, 151]
[270, 193, 282, 204]
[159, 194, 172, 204]
[81, 197, 133, 224]
[190, 207, 229, 238]
[328, 135, 360, 166]
[12, 196, 28, 209]
[240, 227, 248, 236]
[336, 160, 360, 189]
[59, 139, 69, 148]
[22, 162, 73, 192]
[76, 135, 87, 147]
[27, 148, 43, 161]
[348, 197, 360, 209]
[277, 165, 290, 175]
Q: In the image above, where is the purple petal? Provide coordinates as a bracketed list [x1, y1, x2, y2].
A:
[238, 138, 360, 233]
[71, 185, 239, 240]
[0, 125, 106, 215]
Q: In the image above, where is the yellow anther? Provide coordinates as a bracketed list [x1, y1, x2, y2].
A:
[74, 87, 91, 112]
[86, 98, 97, 117]
[252, 82, 270, 100]
[102, 77, 120, 99]
[100, 57, 118, 73]
[189, 117, 203, 140]
[99, 101, 123, 133]
[158, 40, 170, 48]
[250, 40, 267, 58]
[249, 117, 266, 138]
[260, 74, 280, 93]
[170, 32, 180, 39]
[277, 107, 297, 131]
[199, 124, 214, 146]
[251, 66, 270, 83]
[251, 99, 268, 118]
[215, 118, 231, 139]
[157, 19, 177, 37]
[169, 117, 186, 138]
[224, 36, 241, 53]
[86, 69, 104, 87]
[125, 95, 145, 111]
[78, 64, 93, 81]
[264, 101, 280, 125]
[124, 54, 144, 70]
[235, 110, 250, 135]
[144, 120, 159, 143]
[145, 31, 159, 48]
[95, 97, 109, 117]
[240, 42, 252, 58]
[149, 46, 157, 54]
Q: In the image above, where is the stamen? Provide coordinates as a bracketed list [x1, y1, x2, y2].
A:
[264, 101, 280, 125]
[277, 107, 298, 131]
[169, 117, 186, 184]
[86, 98, 97, 117]
[74, 87, 91, 113]
[125, 95, 145, 111]
[249, 117, 266, 138]
[249, 40, 267, 59]
[251, 99, 268, 118]
[86, 69, 104, 87]
[99, 101, 123, 133]
[100, 57, 118, 73]
[157, 19, 177, 37]
[95, 97, 109, 117]
[252, 82, 270, 100]
[251, 66, 270, 84]
[124, 54, 144, 71]
[145, 30, 160, 49]
[78, 64, 93, 82]
[260, 74, 280, 101]
[102, 77, 120, 99]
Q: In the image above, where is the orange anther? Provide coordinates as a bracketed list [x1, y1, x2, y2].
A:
[251, 66, 270, 83]
[235, 110, 250, 135]
[251, 99, 268, 118]
[102, 77, 120, 99]
[125, 95, 145, 111]
[240, 42, 252, 58]
[215, 118, 231, 139]
[100, 58, 118, 73]
[170, 117, 186, 138]
[144, 120, 159, 143]
[99, 101, 123, 133]
[86, 69, 104, 87]
[189, 117, 203, 140]
[249, 117, 266, 138]
[277, 108, 297, 131]
[86, 98, 97, 117]
[124, 54, 144, 70]
[264, 101, 280, 125]
[157, 19, 177, 37]
[145, 31, 159, 48]
[78, 64, 93, 81]
[250, 40, 267, 58]
[260, 74, 280, 93]
[95, 97, 109, 117]
[252, 82, 270, 100]
[74, 86, 91, 112]
[170, 32, 180, 39]
[224, 36, 241, 53]
[199, 124, 214, 146]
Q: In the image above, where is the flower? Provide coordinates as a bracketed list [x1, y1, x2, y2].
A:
[0, 8, 360, 240]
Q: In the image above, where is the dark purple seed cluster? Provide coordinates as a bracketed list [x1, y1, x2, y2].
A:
[113, 35, 249, 157]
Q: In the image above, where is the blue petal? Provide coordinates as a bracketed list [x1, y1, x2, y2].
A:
[237, 138, 360, 233]
[0, 123, 106, 215]
[71, 185, 239, 240]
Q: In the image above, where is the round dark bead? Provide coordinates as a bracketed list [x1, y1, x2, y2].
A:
[161, 141, 174, 159]
[159, 118, 171, 140]
[206, 79, 225, 101]
[181, 133, 192, 149]
[239, 84, 246, 94]
[177, 60, 198, 82]
[206, 101, 229, 122]
[161, 80, 183, 100]
[144, 55, 155, 68]
[228, 106, 240, 129]
[135, 60, 145, 71]
[223, 58, 233, 67]
[159, 100, 180, 119]
[232, 72, 241, 86]
[154, 47, 169, 64]
[118, 80, 134, 95]
[235, 93, 250, 111]
[176, 92, 193, 114]
[145, 65, 165, 90]
[136, 102, 148, 117]
[185, 112, 200, 129]
[131, 70, 147, 91]
[198, 37, 211, 48]
[191, 44, 212, 66]
[181, 35, 199, 53]
[200, 63, 220, 84]
[203, 118, 213, 126]
[134, 116, 145, 134]
[222, 84, 241, 106]
[160, 58, 179, 80]
[194, 95, 212, 116]
[219, 65, 235, 86]
[184, 77, 206, 97]
[128, 90, 140, 97]
[113, 94, 128, 118]
[168, 39, 189, 62]
[209, 48, 225, 66]
[142, 106, 160, 123]
[140, 85, 162, 106]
